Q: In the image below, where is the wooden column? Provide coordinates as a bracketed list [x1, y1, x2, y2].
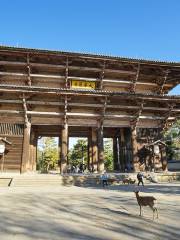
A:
[113, 137, 119, 171]
[97, 124, 104, 173]
[119, 128, 125, 172]
[21, 122, 31, 173]
[60, 95, 68, 174]
[30, 131, 37, 171]
[21, 97, 31, 173]
[92, 128, 98, 172]
[161, 145, 168, 171]
[88, 131, 93, 171]
[124, 128, 133, 171]
[131, 128, 139, 172]
[61, 123, 68, 174]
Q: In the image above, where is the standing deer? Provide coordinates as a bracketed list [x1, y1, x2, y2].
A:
[134, 191, 158, 220]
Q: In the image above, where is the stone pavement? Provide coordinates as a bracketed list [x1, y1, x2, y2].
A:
[0, 183, 180, 240]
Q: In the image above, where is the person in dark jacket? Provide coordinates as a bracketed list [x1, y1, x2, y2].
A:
[137, 172, 144, 186]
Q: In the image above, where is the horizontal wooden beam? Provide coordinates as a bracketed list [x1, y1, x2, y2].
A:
[0, 109, 177, 120]
[0, 99, 179, 112]
[0, 71, 173, 87]
[0, 71, 174, 87]
[0, 60, 137, 75]
[103, 79, 173, 87]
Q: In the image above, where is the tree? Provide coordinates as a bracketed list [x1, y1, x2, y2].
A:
[104, 138, 113, 171]
[164, 120, 180, 160]
[69, 138, 114, 171]
[69, 139, 88, 167]
[37, 137, 59, 172]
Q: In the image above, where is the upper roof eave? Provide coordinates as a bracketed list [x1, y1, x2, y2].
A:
[0, 45, 180, 67]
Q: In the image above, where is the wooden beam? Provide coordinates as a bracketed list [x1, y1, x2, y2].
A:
[160, 104, 176, 131]
[129, 63, 140, 93]
[0, 109, 178, 120]
[130, 101, 144, 130]
[0, 60, 137, 75]
[156, 70, 169, 95]
[65, 57, 69, 88]
[99, 61, 105, 90]
[0, 71, 174, 87]
[0, 99, 179, 113]
[27, 53, 31, 86]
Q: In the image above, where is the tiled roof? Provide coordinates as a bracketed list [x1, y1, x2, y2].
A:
[0, 45, 180, 66]
[0, 84, 179, 99]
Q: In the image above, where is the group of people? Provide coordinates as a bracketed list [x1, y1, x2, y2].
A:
[67, 163, 87, 174]
[100, 171, 145, 187]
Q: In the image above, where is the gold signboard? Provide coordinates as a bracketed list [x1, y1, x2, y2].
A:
[71, 80, 96, 89]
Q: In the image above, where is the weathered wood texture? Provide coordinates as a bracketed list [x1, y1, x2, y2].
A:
[91, 128, 98, 172]
[21, 122, 31, 173]
[0, 46, 179, 173]
[60, 124, 68, 174]
[113, 137, 119, 170]
[0, 123, 23, 172]
[0, 136, 23, 172]
[97, 124, 104, 173]
[0, 46, 179, 94]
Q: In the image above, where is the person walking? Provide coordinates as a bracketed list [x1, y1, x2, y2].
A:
[100, 171, 109, 187]
[137, 171, 144, 186]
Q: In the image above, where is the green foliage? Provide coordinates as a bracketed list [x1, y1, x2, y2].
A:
[69, 138, 114, 171]
[164, 120, 180, 160]
[104, 138, 113, 171]
[69, 139, 88, 166]
[37, 137, 59, 172]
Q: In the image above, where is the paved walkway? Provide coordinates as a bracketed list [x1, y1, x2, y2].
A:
[0, 183, 180, 240]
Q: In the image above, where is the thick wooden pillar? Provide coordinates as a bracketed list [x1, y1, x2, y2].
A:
[88, 132, 93, 171]
[92, 128, 98, 172]
[119, 128, 125, 172]
[61, 123, 68, 174]
[131, 128, 139, 172]
[161, 145, 168, 171]
[113, 137, 119, 171]
[30, 131, 37, 171]
[97, 124, 104, 173]
[21, 122, 31, 173]
[124, 128, 133, 171]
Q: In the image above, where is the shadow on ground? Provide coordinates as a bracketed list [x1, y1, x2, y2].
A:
[0, 185, 179, 240]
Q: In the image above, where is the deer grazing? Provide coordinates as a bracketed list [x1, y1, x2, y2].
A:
[134, 191, 158, 220]
[123, 178, 136, 185]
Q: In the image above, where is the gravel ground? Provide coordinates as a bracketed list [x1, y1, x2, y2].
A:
[0, 183, 180, 240]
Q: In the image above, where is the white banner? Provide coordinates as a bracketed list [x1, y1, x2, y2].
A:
[0, 143, 5, 154]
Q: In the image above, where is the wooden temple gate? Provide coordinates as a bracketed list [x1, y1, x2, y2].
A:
[0, 46, 179, 173]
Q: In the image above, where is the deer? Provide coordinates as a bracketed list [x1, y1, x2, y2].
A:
[134, 191, 158, 220]
[123, 178, 136, 185]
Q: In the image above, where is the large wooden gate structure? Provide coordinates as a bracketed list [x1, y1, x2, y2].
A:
[0, 46, 179, 173]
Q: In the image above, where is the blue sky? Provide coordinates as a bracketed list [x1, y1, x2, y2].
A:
[0, 0, 179, 94]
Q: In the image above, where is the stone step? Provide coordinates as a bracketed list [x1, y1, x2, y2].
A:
[1, 172, 180, 187]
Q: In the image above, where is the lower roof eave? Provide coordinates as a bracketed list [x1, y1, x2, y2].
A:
[0, 85, 180, 101]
